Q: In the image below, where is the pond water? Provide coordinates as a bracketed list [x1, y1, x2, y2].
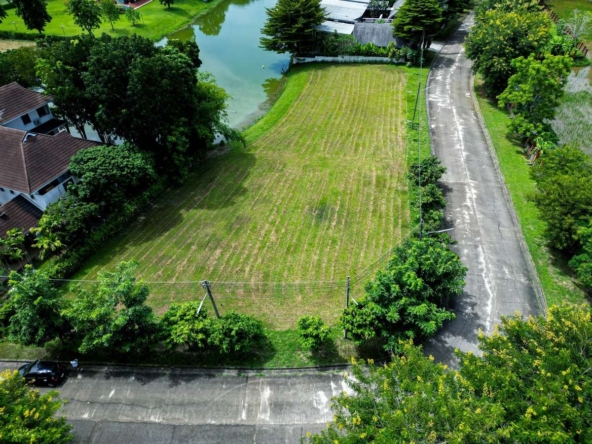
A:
[158, 0, 290, 128]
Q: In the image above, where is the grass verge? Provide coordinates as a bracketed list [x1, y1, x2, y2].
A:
[0, 0, 225, 41]
[474, 76, 587, 306]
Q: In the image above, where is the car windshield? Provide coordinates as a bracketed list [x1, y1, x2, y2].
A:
[18, 362, 35, 376]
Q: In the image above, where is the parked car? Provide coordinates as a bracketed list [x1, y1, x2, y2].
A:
[18, 360, 66, 387]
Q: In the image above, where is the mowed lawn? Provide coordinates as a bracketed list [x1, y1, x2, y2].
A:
[74, 64, 412, 329]
[0, 0, 221, 41]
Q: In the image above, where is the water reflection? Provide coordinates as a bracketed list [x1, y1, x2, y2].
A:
[197, 0, 256, 36]
[163, 0, 289, 128]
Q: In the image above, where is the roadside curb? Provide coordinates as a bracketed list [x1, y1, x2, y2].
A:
[468, 74, 548, 316]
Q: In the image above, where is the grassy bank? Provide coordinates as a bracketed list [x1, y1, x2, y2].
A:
[474, 77, 587, 306]
[0, 0, 224, 41]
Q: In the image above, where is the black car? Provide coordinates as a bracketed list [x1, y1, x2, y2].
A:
[18, 360, 66, 387]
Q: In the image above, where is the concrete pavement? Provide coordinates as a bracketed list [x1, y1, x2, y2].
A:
[423, 13, 541, 366]
[1, 362, 345, 443]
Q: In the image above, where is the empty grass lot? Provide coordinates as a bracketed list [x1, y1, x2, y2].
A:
[0, 0, 223, 41]
[73, 64, 417, 330]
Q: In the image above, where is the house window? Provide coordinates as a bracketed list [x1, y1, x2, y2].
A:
[0, 187, 4, 192]
[36, 105, 50, 117]
[9, 190, 14, 194]
[21, 114, 31, 125]
[38, 179, 59, 196]
[30, 194, 35, 200]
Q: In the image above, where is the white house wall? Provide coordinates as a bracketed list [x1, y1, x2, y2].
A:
[0, 187, 17, 206]
[2, 106, 53, 132]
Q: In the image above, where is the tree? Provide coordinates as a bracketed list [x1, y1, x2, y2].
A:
[0, 369, 72, 444]
[564, 9, 592, 43]
[465, 8, 552, 96]
[100, 0, 120, 30]
[159, 0, 173, 9]
[125, 7, 141, 26]
[69, 143, 156, 210]
[0, 4, 6, 23]
[209, 312, 265, 354]
[297, 315, 329, 350]
[63, 261, 159, 355]
[498, 54, 572, 140]
[12, 0, 52, 33]
[530, 146, 592, 253]
[166, 38, 202, 69]
[67, 0, 103, 35]
[340, 237, 466, 352]
[392, 0, 443, 49]
[6, 266, 64, 346]
[0, 228, 26, 265]
[260, 0, 327, 56]
[569, 219, 592, 288]
[159, 301, 213, 351]
[474, 0, 541, 16]
[310, 303, 592, 443]
[0, 46, 41, 88]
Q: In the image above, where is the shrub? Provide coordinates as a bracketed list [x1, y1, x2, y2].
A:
[297, 315, 330, 350]
[209, 312, 265, 354]
[160, 302, 212, 351]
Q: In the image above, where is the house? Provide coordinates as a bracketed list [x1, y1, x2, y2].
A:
[0, 82, 66, 135]
[0, 83, 99, 235]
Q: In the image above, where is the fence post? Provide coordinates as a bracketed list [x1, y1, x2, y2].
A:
[203, 280, 221, 319]
[343, 276, 350, 339]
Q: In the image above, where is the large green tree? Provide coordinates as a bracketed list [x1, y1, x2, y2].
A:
[309, 303, 592, 443]
[63, 261, 159, 355]
[0, 369, 72, 444]
[69, 143, 156, 210]
[498, 54, 572, 140]
[340, 237, 466, 352]
[392, 0, 443, 49]
[569, 219, 592, 288]
[465, 7, 552, 96]
[12, 0, 52, 33]
[6, 266, 64, 346]
[67, 0, 103, 35]
[530, 146, 592, 253]
[0, 46, 40, 88]
[260, 0, 327, 56]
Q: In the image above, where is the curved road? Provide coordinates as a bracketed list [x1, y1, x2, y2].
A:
[423, 14, 540, 365]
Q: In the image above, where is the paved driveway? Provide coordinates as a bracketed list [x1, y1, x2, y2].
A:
[1, 362, 345, 443]
[423, 13, 540, 366]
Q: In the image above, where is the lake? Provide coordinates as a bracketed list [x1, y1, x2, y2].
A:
[159, 0, 290, 128]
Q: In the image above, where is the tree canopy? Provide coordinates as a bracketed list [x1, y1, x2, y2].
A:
[100, 0, 120, 31]
[392, 0, 443, 48]
[63, 261, 159, 354]
[340, 237, 466, 352]
[6, 266, 64, 346]
[12, 0, 52, 33]
[260, 0, 327, 56]
[465, 8, 552, 96]
[309, 303, 592, 443]
[67, 0, 103, 35]
[0, 369, 72, 444]
[498, 54, 572, 140]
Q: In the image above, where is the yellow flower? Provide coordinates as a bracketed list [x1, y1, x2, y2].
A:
[372, 415, 378, 422]
[429, 355, 434, 361]
[575, 385, 582, 391]
[475, 408, 482, 414]
[360, 433, 367, 439]
[367, 359, 374, 365]
[578, 397, 583, 403]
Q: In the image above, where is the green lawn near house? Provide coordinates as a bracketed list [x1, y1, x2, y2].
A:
[0, 0, 223, 41]
[474, 77, 588, 307]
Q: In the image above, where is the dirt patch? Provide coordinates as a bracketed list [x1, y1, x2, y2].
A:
[0, 40, 35, 52]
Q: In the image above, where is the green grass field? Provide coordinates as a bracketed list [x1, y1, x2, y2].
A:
[70, 64, 418, 333]
[474, 78, 588, 307]
[0, 0, 222, 41]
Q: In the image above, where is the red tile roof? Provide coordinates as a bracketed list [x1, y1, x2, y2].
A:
[0, 126, 98, 194]
[0, 82, 52, 125]
[0, 195, 43, 236]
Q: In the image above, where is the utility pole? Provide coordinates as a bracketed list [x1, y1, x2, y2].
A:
[344, 276, 350, 339]
[202, 280, 220, 319]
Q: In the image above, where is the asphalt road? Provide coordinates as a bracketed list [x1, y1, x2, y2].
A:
[423, 14, 540, 366]
[1, 362, 344, 443]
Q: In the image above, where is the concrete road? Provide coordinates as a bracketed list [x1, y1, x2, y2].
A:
[1, 362, 346, 443]
[423, 14, 540, 366]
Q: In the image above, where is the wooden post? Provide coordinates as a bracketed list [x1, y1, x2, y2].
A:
[344, 276, 350, 339]
[203, 280, 220, 319]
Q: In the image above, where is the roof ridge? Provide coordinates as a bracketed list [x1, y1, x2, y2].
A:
[19, 134, 33, 194]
